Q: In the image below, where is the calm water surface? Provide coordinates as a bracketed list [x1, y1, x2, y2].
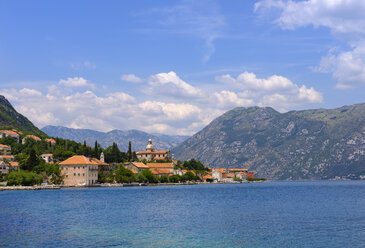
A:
[1, 181, 365, 248]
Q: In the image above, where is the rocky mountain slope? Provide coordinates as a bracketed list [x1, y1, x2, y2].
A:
[42, 125, 189, 151]
[0, 95, 45, 136]
[172, 103, 365, 180]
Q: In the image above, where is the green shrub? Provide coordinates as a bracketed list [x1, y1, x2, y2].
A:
[7, 170, 43, 186]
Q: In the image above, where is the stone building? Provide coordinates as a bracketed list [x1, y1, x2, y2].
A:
[0, 130, 19, 143]
[59, 155, 108, 186]
[0, 144, 11, 155]
[125, 162, 149, 174]
[136, 139, 170, 161]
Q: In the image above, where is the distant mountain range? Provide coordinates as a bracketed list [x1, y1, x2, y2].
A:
[172, 103, 365, 180]
[41, 125, 190, 152]
[0, 95, 45, 136]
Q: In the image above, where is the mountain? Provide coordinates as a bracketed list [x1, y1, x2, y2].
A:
[0, 95, 45, 136]
[41, 125, 190, 151]
[172, 103, 365, 180]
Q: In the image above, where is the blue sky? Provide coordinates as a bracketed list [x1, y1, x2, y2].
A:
[1, 0, 365, 135]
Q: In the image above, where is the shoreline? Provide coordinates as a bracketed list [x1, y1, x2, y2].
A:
[0, 181, 250, 191]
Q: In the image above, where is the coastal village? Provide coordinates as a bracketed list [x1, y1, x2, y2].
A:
[0, 128, 256, 188]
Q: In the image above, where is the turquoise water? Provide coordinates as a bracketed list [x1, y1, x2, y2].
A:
[1, 181, 365, 247]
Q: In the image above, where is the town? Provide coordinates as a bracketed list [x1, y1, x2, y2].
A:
[0, 129, 257, 188]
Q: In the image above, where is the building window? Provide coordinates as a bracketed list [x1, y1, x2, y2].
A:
[83, 166, 85, 169]
[78, 167, 80, 169]
[66, 175, 68, 178]
[74, 173, 76, 176]
[78, 173, 80, 176]
[74, 167, 76, 169]
[83, 173, 85, 176]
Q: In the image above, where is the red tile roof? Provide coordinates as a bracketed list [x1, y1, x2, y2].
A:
[150, 168, 171, 175]
[146, 163, 173, 169]
[129, 162, 149, 169]
[59, 155, 108, 166]
[25, 135, 41, 141]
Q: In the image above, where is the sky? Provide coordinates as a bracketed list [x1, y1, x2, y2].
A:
[0, 0, 365, 135]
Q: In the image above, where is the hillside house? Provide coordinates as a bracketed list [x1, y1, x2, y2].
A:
[0, 130, 19, 143]
[146, 163, 174, 173]
[0, 155, 14, 162]
[45, 138, 56, 146]
[0, 144, 11, 155]
[41, 154, 53, 164]
[22, 135, 41, 144]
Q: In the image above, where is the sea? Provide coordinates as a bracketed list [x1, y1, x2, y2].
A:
[1, 180, 365, 248]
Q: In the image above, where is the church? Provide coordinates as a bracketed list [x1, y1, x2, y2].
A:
[136, 139, 170, 161]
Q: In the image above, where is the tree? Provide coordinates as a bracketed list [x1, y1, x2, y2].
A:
[115, 167, 135, 183]
[7, 171, 43, 186]
[22, 149, 41, 171]
[159, 175, 169, 183]
[127, 141, 132, 162]
[169, 175, 181, 183]
[182, 171, 196, 182]
[141, 169, 158, 183]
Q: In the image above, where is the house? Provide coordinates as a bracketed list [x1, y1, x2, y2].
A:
[45, 138, 56, 146]
[125, 162, 149, 174]
[247, 172, 255, 179]
[149, 168, 172, 177]
[146, 163, 174, 173]
[0, 161, 18, 175]
[136, 139, 170, 161]
[0, 144, 11, 155]
[9, 161, 19, 170]
[0, 130, 19, 143]
[212, 168, 227, 181]
[59, 155, 108, 186]
[0, 161, 8, 175]
[22, 135, 41, 144]
[41, 154, 53, 164]
[0, 155, 14, 162]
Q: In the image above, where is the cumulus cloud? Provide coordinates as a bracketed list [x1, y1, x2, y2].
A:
[255, 0, 365, 88]
[121, 74, 143, 83]
[216, 71, 322, 111]
[0, 71, 323, 135]
[58, 77, 94, 88]
[147, 71, 202, 98]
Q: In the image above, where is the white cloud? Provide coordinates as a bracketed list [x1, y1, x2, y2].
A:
[58, 77, 94, 88]
[216, 71, 322, 111]
[0, 72, 323, 135]
[147, 71, 202, 98]
[317, 43, 365, 88]
[213, 90, 253, 108]
[121, 74, 143, 83]
[255, 0, 365, 88]
[71, 61, 96, 70]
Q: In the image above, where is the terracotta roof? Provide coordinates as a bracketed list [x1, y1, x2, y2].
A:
[214, 168, 227, 173]
[9, 162, 19, 167]
[45, 138, 56, 143]
[226, 173, 235, 178]
[25, 135, 41, 141]
[203, 174, 213, 179]
[129, 162, 149, 169]
[136, 150, 169, 155]
[150, 168, 171, 175]
[0, 155, 14, 159]
[146, 163, 173, 169]
[229, 168, 248, 172]
[41, 154, 53, 157]
[0, 130, 19, 136]
[0, 144, 10, 148]
[59, 155, 108, 166]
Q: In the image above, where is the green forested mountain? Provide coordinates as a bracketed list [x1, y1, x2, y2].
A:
[172, 103, 365, 180]
[0, 95, 45, 136]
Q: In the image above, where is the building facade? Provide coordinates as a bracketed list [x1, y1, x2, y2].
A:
[136, 139, 170, 161]
[59, 155, 108, 186]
